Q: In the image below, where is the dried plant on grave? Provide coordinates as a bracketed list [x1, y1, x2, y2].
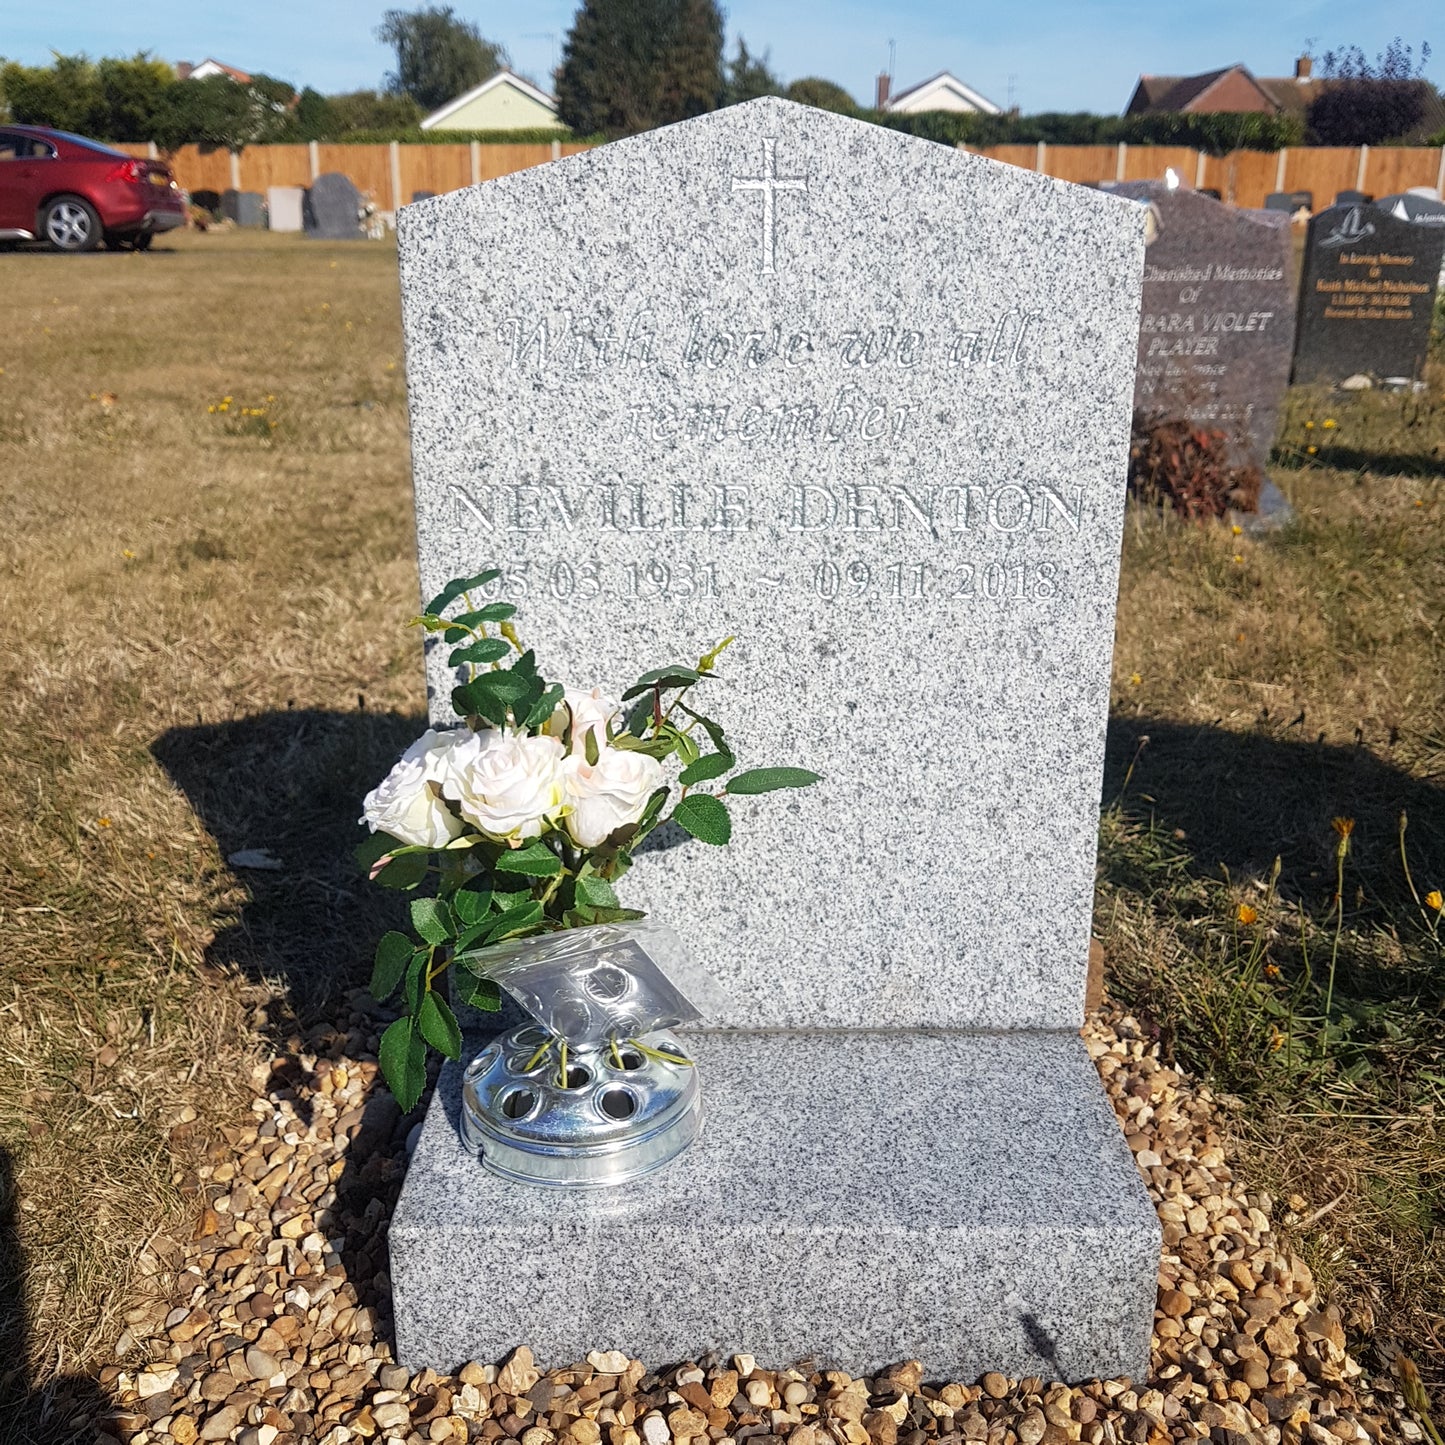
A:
[357, 568, 821, 1109]
[1128, 411, 1264, 519]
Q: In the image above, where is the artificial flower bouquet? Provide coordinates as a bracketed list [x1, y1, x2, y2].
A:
[359, 567, 820, 1109]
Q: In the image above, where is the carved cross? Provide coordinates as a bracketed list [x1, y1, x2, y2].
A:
[731, 138, 808, 276]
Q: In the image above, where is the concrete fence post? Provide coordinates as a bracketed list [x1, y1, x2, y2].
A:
[1115, 142, 1126, 181]
[1437, 146, 1445, 197]
[470, 140, 481, 186]
[1275, 150, 1287, 191]
[1035, 140, 1046, 173]
[390, 140, 402, 212]
[1355, 145, 1369, 191]
[1194, 150, 1206, 188]
[551, 139, 562, 162]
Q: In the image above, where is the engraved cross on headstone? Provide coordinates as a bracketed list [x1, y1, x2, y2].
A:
[731, 137, 808, 277]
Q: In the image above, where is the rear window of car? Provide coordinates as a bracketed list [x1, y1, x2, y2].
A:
[45, 130, 129, 158]
[0, 133, 58, 159]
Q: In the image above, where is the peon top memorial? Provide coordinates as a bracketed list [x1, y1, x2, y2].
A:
[397, 97, 1146, 1036]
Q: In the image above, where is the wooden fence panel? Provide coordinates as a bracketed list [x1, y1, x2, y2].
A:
[975, 144, 1037, 172]
[1122, 145, 1198, 184]
[315, 144, 390, 202]
[477, 144, 555, 181]
[242, 145, 313, 191]
[1366, 147, 1444, 197]
[399, 145, 473, 199]
[1040, 145, 1118, 185]
[1282, 147, 1360, 205]
[1227, 151, 1279, 208]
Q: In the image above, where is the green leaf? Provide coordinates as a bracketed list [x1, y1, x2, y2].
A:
[447, 602, 517, 629]
[484, 899, 545, 942]
[565, 905, 647, 928]
[677, 704, 727, 754]
[679, 751, 735, 785]
[372, 850, 428, 890]
[370, 931, 414, 1001]
[625, 698, 651, 737]
[403, 951, 429, 1015]
[410, 897, 454, 945]
[447, 637, 511, 666]
[672, 794, 732, 845]
[417, 992, 462, 1060]
[726, 767, 822, 795]
[621, 665, 701, 702]
[585, 725, 600, 766]
[423, 569, 501, 617]
[356, 831, 402, 871]
[379, 1017, 428, 1113]
[634, 786, 670, 838]
[462, 975, 503, 1012]
[451, 884, 494, 927]
[520, 682, 565, 731]
[574, 874, 619, 908]
[494, 840, 562, 877]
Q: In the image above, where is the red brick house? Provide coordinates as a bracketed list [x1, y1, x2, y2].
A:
[1125, 57, 1317, 116]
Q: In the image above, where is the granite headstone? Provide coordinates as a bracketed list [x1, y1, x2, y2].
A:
[1293, 203, 1445, 384]
[267, 185, 305, 232]
[1266, 190, 1312, 214]
[221, 189, 265, 227]
[1334, 189, 1371, 206]
[303, 172, 365, 239]
[1375, 191, 1445, 227]
[389, 97, 1159, 1380]
[1111, 184, 1295, 488]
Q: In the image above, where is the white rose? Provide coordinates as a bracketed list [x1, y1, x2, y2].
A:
[561, 745, 664, 849]
[547, 685, 622, 755]
[442, 729, 567, 843]
[359, 728, 468, 849]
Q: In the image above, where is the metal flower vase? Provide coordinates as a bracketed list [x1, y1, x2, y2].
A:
[458, 920, 714, 1189]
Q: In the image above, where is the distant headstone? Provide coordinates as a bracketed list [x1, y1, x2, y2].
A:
[411, 190, 437, 203]
[1112, 183, 1295, 505]
[267, 186, 305, 232]
[1375, 191, 1445, 227]
[1265, 190, 1312, 214]
[1292, 203, 1445, 385]
[389, 98, 1159, 1382]
[1198, 186, 1222, 200]
[303, 172, 365, 239]
[221, 189, 265, 227]
[1334, 189, 1371, 206]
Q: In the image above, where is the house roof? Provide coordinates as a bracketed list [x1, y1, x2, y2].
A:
[420, 69, 560, 130]
[185, 58, 254, 85]
[886, 70, 1002, 116]
[1125, 65, 1277, 115]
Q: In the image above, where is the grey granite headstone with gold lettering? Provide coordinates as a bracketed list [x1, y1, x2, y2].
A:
[390, 98, 1160, 1381]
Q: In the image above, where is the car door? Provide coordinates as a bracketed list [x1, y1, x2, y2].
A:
[0, 134, 57, 234]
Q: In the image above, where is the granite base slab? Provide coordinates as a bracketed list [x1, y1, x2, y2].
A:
[389, 1030, 1159, 1382]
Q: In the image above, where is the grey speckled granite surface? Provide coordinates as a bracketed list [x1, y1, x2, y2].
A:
[392, 1031, 1159, 1379]
[390, 100, 1156, 1381]
[398, 97, 1145, 1035]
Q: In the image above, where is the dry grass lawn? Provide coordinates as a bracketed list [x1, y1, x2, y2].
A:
[0, 228, 1441, 1431]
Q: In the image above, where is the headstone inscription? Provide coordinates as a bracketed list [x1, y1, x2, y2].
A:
[221, 189, 265, 227]
[303, 172, 365, 239]
[1375, 191, 1445, 227]
[1111, 184, 1295, 497]
[388, 98, 1159, 1380]
[267, 186, 305, 232]
[1292, 203, 1445, 384]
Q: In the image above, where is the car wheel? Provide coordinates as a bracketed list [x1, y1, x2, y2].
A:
[133, 232, 154, 251]
[41, 196, 102, 253]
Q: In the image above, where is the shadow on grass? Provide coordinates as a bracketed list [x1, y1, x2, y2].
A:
[1102, 714, 1445, 906]
[1273, 446, 1445, 480]
[0, 1148, 107, 1445]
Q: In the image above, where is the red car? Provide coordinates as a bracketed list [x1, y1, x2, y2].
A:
[0, 124, 185, 252]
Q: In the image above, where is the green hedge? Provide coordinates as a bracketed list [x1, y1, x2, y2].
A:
[872, 109, 1306, 155]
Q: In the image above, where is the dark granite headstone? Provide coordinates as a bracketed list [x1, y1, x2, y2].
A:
[1292, 204, 1445, 384]
[411, 190, 437, 203]
[220, 189, 264, 227]
[1112, 184, 1295, 490]
[303, 173, 365, 240]
[1334, 189, 1371, 206]
[1375, 192, 1445, 227]
[1265, 190, 1312, 213]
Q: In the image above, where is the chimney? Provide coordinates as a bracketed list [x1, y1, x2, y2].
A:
[177, 60, 194, 80]
[1295, 54, 1312, 81]
[876, 72, 891, 109]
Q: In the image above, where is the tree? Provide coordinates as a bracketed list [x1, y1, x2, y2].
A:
[322, 89, 424, 135]
[556, 0, 724, 138]
[723, 36, 781, 106]
[784, 77, 857, 115]
[1307, 38, 1437, 145]
[150, 73, 296, 151]
[377, 6, 507, 113]
[97, 55, 175, 140]
[0, 55, 107, 134]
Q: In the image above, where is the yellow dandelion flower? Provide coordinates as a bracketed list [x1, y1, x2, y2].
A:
[1306, 445, 1317, 455]
[1332, 817, 1355, 840]
[1233, 554, 1243, 564]
[1265, 963, 1280, 979]
[1269, 1028, 1285, 1052]
[1323, 418, 1337, 429]
[97, 817, 112, 828]
[266, 394, 276, 403]
[122, 549, 135, 559]
[1426, 890, 1443, 912]
[1305, 420, 1315, 430]
[207, 404, 216, 414]
[1237, 903, 1258, 925]
[1231, 524, 1243, 536]
[223, 395, 232, 403]
[1128, 672, 1142, 687]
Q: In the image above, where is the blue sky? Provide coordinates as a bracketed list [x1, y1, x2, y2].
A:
[6, 1, 1440, 114]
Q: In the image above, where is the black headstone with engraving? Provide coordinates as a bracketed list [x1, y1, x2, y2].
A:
[1292, 203, 1445, 384]
[1112, 184, 1295, 482]
[1374, 192, 1445, 228]
[303, 173, 365, 240]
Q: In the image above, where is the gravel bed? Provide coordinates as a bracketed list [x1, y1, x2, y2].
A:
[96, 994, 1424, 1445]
